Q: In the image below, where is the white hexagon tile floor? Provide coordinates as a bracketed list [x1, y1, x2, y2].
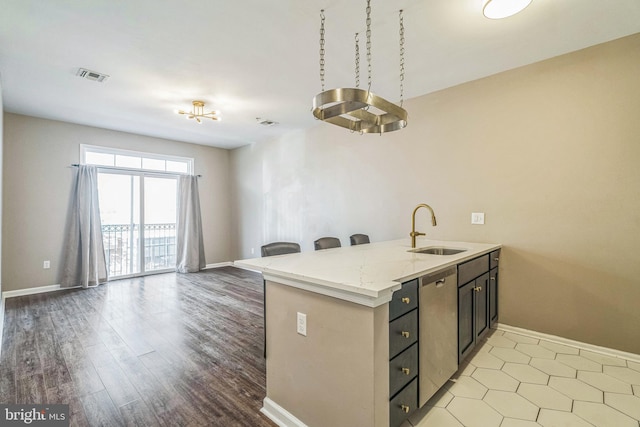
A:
[407, 329, 640, 427]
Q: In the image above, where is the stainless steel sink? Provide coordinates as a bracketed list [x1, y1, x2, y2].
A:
[409, 246, 467, 255]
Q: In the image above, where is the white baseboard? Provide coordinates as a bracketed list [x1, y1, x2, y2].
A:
[2, 284, 64, 299]
[261, 398, 308, 427]
[204, 261, 233, 269]
[1, 264, 234, 298]
[496, 323, 640, 364]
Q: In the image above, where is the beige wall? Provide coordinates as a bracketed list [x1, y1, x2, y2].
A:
[2, 114, 232, 292]
[231, 34, 640, 354]
[266, 281, 389, 427]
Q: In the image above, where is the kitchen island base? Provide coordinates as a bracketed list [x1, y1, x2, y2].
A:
[262, 281, 390, 427]
[235, 238, 501, 427]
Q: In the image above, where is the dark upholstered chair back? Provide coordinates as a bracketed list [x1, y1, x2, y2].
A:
[314, 237, 341, 250]
[261, 242, 301, 257]
[350, 234, 370, 246]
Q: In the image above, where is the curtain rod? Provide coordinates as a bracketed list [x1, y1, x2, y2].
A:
[70, 164, 202, 177]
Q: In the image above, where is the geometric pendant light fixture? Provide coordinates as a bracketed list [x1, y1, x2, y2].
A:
[177, 100, 221, 124]
[312, 0, 408, 134]
[483, 0, 533, 19]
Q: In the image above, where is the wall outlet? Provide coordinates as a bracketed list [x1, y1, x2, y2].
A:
[250, 247, 255, 255]
[297, 312, 307, 336]
[471, 212, 485, 225]
[43, 260, 51, 269]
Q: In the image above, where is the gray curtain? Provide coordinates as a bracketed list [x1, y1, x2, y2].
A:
[176, 175, 205, 273]
[60, 165, 108, 288]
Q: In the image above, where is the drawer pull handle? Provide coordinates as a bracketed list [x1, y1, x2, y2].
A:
[493, 257, 499, 262]
[401, 405, 410, 413]
[490, 277, 496, 281]
[401, 297, 411, 304]
[401, 367, 410, 375]
[474, 286, 483, 292]
[401, 331, 410, 338]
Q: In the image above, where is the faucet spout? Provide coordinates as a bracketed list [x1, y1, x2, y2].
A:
[410, 203, 437, 248]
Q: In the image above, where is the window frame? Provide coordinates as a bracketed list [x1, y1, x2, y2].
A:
[80, 144, 194, 175]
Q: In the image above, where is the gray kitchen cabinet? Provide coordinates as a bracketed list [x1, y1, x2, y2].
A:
[458, 279, 476, 361]
[489, 249, 500, 327]
[389, 280, 419, 427]
[389, 378, 417, 427]
[389, 249, 501, 425]
[390, 309, 418, 359]
[475, 272, 489, 340]
[389, 343, 418, 397]
[490, 267, 499, 327]
[390, 279, 418, 321]
[457, 251, 500, 363]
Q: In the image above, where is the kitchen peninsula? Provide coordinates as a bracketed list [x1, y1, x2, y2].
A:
[235, 238, 501, 427]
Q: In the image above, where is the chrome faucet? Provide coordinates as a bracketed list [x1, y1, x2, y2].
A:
[410, 203, 437, 248]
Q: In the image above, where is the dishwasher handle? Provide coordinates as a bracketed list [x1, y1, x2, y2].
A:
[420, 266, 457, 287]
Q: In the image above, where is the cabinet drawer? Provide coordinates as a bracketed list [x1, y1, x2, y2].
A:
[458, 254, 489, 286]
[389, 343, 418, 397]
[389, 378, 418, 427]
[490, 249, 501, 270]
[389, 310, 418, 359]
[389, 279, 418, 321]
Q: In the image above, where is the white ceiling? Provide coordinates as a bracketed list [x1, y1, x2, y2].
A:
[1, 0, 639, 149]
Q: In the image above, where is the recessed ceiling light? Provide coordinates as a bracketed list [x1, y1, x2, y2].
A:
[483, 0, 532, 19]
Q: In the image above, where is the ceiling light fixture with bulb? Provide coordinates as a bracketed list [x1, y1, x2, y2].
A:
[483, 0, 532, 19]
[177, 100, 221, 124]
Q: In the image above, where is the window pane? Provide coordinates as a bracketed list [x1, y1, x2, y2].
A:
[142, 158, 166, 171]
[144, 177, 177, 272]
[82, 146, 192, 174]
[166, 160, 189, 173]
[115, 155, 142, 169]
[85, 152, 114, 167]
[98, 173, 141, 277]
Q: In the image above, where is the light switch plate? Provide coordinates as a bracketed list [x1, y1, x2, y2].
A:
[297, 312, 307, 336]
[471, 212, 485, 225]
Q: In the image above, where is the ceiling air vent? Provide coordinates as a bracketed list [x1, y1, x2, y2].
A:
[256, 117, 278, 127]
[76, 68, 109, 83]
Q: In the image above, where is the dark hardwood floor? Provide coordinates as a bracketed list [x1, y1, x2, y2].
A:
[0, 267, 276, 427]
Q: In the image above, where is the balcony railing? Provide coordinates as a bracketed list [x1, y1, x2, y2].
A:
[102, 223, 176, 277]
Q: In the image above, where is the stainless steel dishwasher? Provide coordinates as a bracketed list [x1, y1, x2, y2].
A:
[419, 266, 459, 406]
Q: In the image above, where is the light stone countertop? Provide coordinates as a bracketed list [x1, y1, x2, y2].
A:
[234, 238, 501, 307]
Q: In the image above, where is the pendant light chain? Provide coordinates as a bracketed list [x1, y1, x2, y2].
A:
[399, 9, 405, 107]
[319, 10, 326, 92]
[355, 33, 360, 88]
[366, 0, 372, 92]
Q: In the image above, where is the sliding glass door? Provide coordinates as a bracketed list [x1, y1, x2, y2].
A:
[143, 176, 177, 273]
[97, 172, 177, 278]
